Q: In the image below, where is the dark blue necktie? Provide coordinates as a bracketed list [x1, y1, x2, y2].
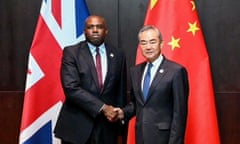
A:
[143, 63, 153, 100]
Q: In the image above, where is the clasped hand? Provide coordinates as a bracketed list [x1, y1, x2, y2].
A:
[102, 105, 124, 122]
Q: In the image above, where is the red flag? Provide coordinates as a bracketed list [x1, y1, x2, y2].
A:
[128, 0, 220, 144]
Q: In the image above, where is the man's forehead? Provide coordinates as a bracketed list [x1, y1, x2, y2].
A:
[140, 38, 158, 42]
[87, 17, 104, 22]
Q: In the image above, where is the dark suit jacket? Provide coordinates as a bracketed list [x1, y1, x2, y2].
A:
[123, 56, 189, 144]
[54, 41, 127, 144]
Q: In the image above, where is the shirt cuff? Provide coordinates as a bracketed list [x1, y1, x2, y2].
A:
[99, 104, 106, 113]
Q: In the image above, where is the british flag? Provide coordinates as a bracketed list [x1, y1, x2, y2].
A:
[19, 0, 89, 143]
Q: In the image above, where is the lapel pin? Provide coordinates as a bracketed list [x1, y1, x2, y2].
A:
[110, 53, 114, 58]
[159, 69, 164, 73]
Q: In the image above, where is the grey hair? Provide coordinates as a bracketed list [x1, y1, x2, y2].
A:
[138, 25, 163, 41]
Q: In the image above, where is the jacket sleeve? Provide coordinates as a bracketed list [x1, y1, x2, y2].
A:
[169, 67, 189, 144]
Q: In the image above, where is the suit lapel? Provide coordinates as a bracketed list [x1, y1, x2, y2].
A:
[79, 42, 99, 90]
[145, 58, 168, 102]
[132, 63, 146, 104]
[101, 44, 115, 92]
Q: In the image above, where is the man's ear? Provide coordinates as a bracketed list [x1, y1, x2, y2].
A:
[160, 41, 164, 49]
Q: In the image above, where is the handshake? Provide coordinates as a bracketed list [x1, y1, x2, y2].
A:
[101, 104, 124, 122]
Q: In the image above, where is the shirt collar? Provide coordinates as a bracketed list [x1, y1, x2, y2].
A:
[87, 42, 105, 53]
[148, 54, 163, 67]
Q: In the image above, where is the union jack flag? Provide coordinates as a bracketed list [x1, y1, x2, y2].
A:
[19, 0, 89, 143]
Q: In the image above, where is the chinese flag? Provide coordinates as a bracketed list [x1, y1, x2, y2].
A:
[127, 0, 221, 144]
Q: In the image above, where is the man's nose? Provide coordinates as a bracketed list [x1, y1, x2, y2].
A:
[93, 27, 97, 31]
[145, 43, 152, 49]
[92, 26, 99, 32]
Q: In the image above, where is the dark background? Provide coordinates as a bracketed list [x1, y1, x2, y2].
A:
[1, 0, 240, 143]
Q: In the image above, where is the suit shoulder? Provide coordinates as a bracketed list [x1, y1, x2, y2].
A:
[164, 59, 187, 72]
[130, 62, 146, 72]
[63, 41, 87, 52]
[164, 57, 182, 67]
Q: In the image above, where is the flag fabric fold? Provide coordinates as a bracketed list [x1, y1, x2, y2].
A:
[129, 0, 220, 144]
[19, 0, 89, 143]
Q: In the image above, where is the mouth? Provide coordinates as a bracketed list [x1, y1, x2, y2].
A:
[92, 34, 100, 37]
[145, 51, 153, 55]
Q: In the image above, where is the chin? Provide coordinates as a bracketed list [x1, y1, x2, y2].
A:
[92, 40, 103, 46]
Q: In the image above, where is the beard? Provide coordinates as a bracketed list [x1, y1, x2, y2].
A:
[85, 36, 104, 46]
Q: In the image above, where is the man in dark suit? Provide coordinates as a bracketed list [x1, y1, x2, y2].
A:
[115, 25, 189, 144]
[54, 15, 127, 144]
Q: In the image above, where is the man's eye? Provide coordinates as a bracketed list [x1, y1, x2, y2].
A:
[86, 25, 104, 29]
[140, 42, 147, 45]
[150, 41, 157, 44]
[96, 25, 104, 29]
[86, 26, 93, 29]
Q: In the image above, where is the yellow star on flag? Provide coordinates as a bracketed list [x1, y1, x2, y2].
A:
[187, 21, 200, 36]
[150, 0, 158, 9]
[168, 36, 181, 50]
[190, 1, 196, 11]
